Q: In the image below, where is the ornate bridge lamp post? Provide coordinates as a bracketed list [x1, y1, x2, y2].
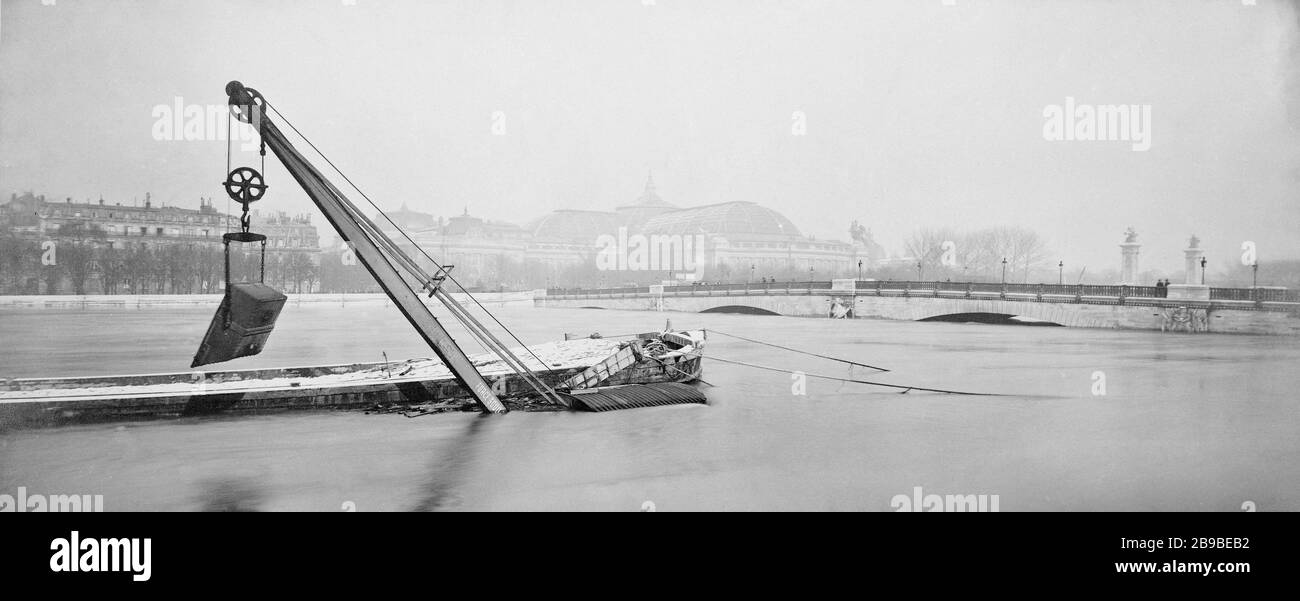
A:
[1000, 257, 1008, 299]
[1253, 261, 1259, 304]
[1200, 256, 1207, 285]
[857, 259, 863, 282]
[1058, 260, 1064, 285]
[1253, 261, 1258, 288]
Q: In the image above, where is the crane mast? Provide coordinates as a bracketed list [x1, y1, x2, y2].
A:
[224, 81, 506, 413]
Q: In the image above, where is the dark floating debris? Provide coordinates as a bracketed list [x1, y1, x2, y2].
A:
[563, 383, 708, 412]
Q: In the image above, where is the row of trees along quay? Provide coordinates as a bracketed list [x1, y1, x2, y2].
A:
[0, 224, 338, 295]
[0, 227, 550, 295]
[4, 218, 1299, 295]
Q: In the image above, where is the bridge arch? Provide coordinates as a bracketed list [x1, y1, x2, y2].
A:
[700, 304, 782, 316]
[894, 298, 1117, 329]
[917, 312, 1062, 326]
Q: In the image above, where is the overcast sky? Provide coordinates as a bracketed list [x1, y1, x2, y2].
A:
[1, 0, 1297, 274]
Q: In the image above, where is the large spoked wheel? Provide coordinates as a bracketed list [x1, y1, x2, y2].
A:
[223, 167, 267, 204]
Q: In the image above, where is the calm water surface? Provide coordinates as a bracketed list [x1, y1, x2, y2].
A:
[1, 302, 1296, 511]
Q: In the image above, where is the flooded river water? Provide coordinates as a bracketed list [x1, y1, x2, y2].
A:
[1, 302, 1296, 511]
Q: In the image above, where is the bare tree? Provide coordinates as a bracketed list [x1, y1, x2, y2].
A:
[55, 222, 108, 295]
[1004, 226, 1049, 283]
[0, 231, 38, 293]
[166, 245, 201, 294]
[97, 245, 127, 295]
[903, 227, 959, 279]
[194, 245, 222, 293]
[899, 225, 1051, 283]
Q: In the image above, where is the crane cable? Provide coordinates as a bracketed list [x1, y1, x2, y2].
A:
[316, 175, 565, 406]
[259, 100, 564, 405]
[707, 356, 1000, 396]
[261, 99, 552, 371]
[269, 133, 563, 406]
[706, 328, 891, 372]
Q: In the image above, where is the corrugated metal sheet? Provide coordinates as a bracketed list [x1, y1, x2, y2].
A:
[565, 383, 707, 412]
[561, 345, 640, 390]
[661, 331, 698, 349]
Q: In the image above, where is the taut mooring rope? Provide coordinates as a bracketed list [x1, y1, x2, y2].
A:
[707, 329, 891, 372]
[708, 356, 1000, 396]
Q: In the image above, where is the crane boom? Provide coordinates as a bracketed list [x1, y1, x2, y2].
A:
[226, 81, 506, 413]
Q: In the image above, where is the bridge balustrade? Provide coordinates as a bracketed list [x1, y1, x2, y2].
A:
[542, 280, 1299, 310]
[1210, 287, 1299, 303]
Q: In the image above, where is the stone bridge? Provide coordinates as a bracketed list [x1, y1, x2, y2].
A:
[537, 280, 1300, 335]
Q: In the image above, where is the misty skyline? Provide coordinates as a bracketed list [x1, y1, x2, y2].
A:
[1, 0, 1297, 276]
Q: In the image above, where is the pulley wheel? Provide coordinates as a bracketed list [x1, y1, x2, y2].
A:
[223, 167, 267, 204]
[229, 87, 265, 124]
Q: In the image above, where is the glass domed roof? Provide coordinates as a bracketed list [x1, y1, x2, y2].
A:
[641, 202, 801, 238]
[528, 210, 624, 244]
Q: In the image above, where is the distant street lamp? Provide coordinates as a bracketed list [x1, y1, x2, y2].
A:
[1200, 256, 1207, 285]
[1001, 257, 1008, 284]
[1253, 261, 1259, 303]
[857, 259, 863, 282]
[1058, 260, 1064, 285]
[749, 264, 754, 284]
[916, 261, 923, 281]
[809, 266, 815, 282]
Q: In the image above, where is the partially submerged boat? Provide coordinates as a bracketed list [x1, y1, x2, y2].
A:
[0, 81, 712, 428]
[0, 330, 706, 428]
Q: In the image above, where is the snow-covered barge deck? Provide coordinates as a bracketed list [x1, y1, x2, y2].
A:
[0, 331, 705, 428]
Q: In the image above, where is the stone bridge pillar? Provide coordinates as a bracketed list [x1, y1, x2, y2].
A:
[1120, 243, 1140, 285]
[1168, 235, 1209, 301]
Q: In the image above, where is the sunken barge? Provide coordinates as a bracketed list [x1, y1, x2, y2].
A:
[0, 330, 706, 428]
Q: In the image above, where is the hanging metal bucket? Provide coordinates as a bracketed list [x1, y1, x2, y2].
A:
[191, 232, 287, 368]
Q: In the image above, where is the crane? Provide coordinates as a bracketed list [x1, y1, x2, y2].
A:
[216, 80, 562, 413]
